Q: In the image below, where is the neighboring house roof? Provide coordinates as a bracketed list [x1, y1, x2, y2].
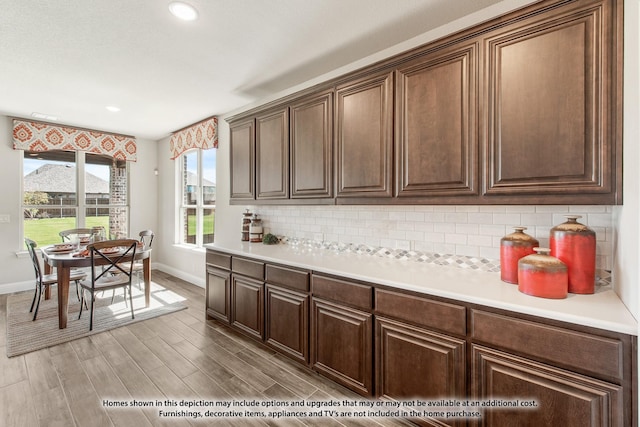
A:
[24, 164, 109, 193]
[186, 171, 215, 187]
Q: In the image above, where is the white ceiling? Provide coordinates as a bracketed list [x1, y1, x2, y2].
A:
[0, 0, 503, 140]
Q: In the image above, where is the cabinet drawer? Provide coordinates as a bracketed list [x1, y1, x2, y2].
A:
[266, 264, 309, 292]
[232, 257, 265, 280]
[375, 289, 466, 336]
[471, 310, 624, 381]
[312, 274, 372, 310]
[206, 250, 231, 270]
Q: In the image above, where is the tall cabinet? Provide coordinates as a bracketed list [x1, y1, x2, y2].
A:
[335, 71, 394, 199]
[483, 0, 621, 202]
[395, 41, 478, 199]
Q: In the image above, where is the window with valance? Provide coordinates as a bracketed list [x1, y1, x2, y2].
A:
[170, 116, 218, 247]
[14, 119, 135, 245]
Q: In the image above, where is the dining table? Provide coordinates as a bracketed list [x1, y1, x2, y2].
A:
[42, 244, 152, 329]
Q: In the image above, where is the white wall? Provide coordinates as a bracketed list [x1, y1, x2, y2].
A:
[613, 0, 640, 318]
[153, 134, 208, 287]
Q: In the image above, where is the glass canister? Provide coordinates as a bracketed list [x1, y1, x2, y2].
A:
[241, 209, 252, 242]
[518, 248, 568, 299]
[549, 215, 596, 294]
[249, 214, 263, 243]
[500, 226, 539, 284]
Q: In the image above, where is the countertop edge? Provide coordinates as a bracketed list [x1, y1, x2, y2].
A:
[206, 242, 638, 336]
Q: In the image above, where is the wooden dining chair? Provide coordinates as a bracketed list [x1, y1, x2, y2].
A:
[25, 238, 86, 321]
[78, 239, 138, 331]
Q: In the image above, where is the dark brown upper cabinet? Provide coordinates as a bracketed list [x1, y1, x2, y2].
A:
[483, 0, 622, 204]
[256, 106, 289, 200]
[227, 0, 622, 206]
[229, 118, 255, 201]
[336, 70, 394, 198]
[395, 41, 478, 200]
[290, 91, 333, 199]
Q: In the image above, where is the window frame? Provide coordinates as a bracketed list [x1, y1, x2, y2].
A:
[21, 149, 130, 247]
[177, 148, 216, 247]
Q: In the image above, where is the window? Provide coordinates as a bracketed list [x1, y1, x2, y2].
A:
[178, 148, 216, 246]
[23, 150, 128, 246]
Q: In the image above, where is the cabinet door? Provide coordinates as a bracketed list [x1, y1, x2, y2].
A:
[396, 42, 478, 199]
[229, 118, 255, 201]
[483, 0, 620, 203]
[265, 284, 309, 364]
[311, 298, 373, 396]
[256, 107, 289, 199]
[336, 71, 393, 198]
[376, 317, 466, 427]
[206, 266, 231, 324]
[290, 91, 333, 198]
[231, 275, 264, 340]
[472, 345, 624, 427]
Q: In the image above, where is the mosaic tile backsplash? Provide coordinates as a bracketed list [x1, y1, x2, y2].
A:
[247, 205, 614, 275]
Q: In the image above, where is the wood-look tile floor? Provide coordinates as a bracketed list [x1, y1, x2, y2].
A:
[0, 271, 413, 427]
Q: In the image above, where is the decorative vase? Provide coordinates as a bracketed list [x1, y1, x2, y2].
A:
[241, 209, 252, 241]
[549, 215, 596, 294]
[249, 215, 263, 243]
[518, 248, 568, 299]
[500, 227, 539, 284]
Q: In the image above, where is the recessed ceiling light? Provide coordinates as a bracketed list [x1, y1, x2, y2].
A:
[106, 106, 121, 112]
[169, 2, 198, 21]
[31, 112, 58, 121]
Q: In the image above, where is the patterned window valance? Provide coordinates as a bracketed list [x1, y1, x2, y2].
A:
[12, 119, 137, 161]
[170, 116, 218, 160]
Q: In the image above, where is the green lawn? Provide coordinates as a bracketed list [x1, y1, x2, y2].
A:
[24, 216, 110, 247]
[25, 213, 215, 247]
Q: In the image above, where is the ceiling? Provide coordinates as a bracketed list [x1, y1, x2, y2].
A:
[0, 0, 504, 140]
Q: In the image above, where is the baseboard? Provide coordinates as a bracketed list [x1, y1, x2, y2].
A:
[154, 263, 205, 288]
[0, 263, 205, 296]
[0, 280, 33, 295]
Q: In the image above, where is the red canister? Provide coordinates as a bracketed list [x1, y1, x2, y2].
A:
[518, 248, 568, 299]
[549, 215, 596, 294]
[500, 227, 539, 284]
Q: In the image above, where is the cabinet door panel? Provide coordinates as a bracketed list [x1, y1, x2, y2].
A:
[336, 71, 393, 198]
[256, 107, 289, 199]
[396, 43, 477, 197]
[484, 2, 618, 201]
[472, 345, 624, 427]
[231, 275, 264, 340]
[376, 317, 466, 427]
[311, 298, 372, 396]
[290, 91, 333, 198]
[206, 266, 231, 323]
[229, 119, 255, 200]
[265, 285, 309, 364]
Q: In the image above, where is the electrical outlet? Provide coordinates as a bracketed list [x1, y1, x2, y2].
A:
[0, 214, 10, 223]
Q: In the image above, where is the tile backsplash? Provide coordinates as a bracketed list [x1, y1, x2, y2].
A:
[247, 205, 613, 271]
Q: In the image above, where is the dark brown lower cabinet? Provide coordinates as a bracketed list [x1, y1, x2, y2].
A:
[311, 298, 373, 396]
[471, 345, 624, 427]
[231, 275, 264, 340]
[205, 265, 231, 323]
[265, 284, 309, 364]
[206, 249, 635, 426]
[376, 317, 466, 427]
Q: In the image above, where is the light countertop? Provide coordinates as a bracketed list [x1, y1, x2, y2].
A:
[206, 241, 638, 336]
